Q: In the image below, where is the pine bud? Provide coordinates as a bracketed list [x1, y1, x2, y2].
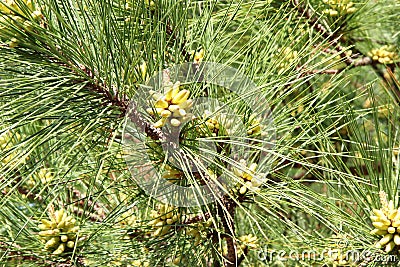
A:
[170, 119, 181, 127]
[394, 235, 400, 245]
[171, 90, 190, 104]
[379, 234, 393, 246]
[154, 99, 169, 109]
[386, 241, 396, 253]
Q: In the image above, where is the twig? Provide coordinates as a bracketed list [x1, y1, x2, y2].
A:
[217, 196, 238, 267]
[292, 0, 374, 72]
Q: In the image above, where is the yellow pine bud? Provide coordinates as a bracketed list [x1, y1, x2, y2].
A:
[249, 163, 257, 172]
[171, 82, 181, 97]
[239, 185, 247, 195]
[178, 99, 193, 109]
[394, 235, 400, 245]
[39, 229, 60, 237]
[165, 88, 174, 102]
[38, 224, 50, 231]
[388, 227, 396, 234]
[152, 228, 161, 237]
[168, 105, 180, 112]
[373, 209, 387, 219]
[170, 119, 181, 127]
[64, 217, 76, 228]
[160, 110, 171, 118]
[55, 209, 64, 223]
[9, 38, 18, 48]
[44, 237, 59, 249]
[67, 233, 76, 240]
[150, 90, 163, 101]
[166, 212, 173, 219]
[67, 241, 75, 248]
[393, 209, 400, 221]
[61, 235, 68, 243]
[172, 110, 182, 117]
[155, 221, 164, 227]
[177, 109, 186, 117]
[57, 220, 66, 229]
[41, 219, 55, 228]
[68, 226, 79, 233]
[173, 256, 182, 264]
[379, 234, 393, 246]
[385, 241, 396, 253]
[154, 118, 167, 128]
[389, 210, 398, 220]
[159, 226, 171, 236]
[373, 222, 389, 230]
[154, 99, 169, 109]
[31, 10, 43, 20]
[171, 90, 190, 104]
[392, 220, 400, 228]
[52, 243, 65, 255]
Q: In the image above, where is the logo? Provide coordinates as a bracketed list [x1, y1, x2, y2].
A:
[122, 62, 276, 207]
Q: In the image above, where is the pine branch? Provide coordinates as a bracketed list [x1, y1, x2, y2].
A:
[218, 196, 238, 267]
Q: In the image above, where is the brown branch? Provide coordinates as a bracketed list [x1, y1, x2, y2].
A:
[292, 0, 376, 74]
[217, 196, 238, 267]
[299, 56, 373, 75]
[237, 247, 249, 266]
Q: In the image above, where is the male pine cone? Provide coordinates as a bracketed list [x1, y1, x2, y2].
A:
[38, 209, 79, 255]
[370, 200, 400, 253]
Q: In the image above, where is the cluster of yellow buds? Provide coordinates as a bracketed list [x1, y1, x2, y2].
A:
[118, 210, 138, 228]
[185, 217, 212, 246]
[194, 109, 235, 137]
[247, 114, 269, 137]
[190, 48, 204, 64]
[322, 0, 357, 17]
[0, 0, 44, 47]
[368, 45, 399, 64]
[132, 259, 150, 267]
[172, 254, 187, 265]
[38, 208, 79, 255]
[147, 81, 193, 128]
[37, 168, 54, 184]
[327, 249, 352, 266]
[232, 159, 261, 195]
[275, 47, 298, 75]
[26, 168, 54, 188]
[0, 130, 21, 165]
[195, 110, 221, 137]
[370, 191, 400, 253]
[238, 234, 258, 251]
[148, 204, 181, 237]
